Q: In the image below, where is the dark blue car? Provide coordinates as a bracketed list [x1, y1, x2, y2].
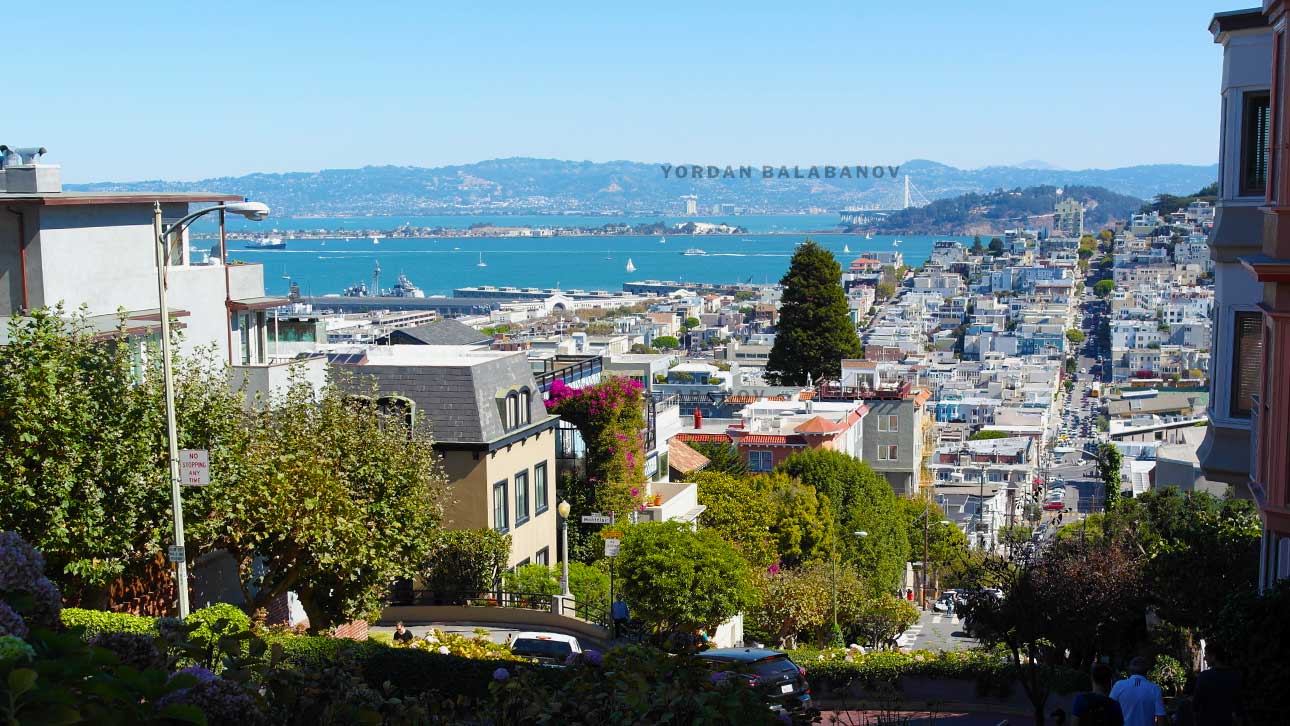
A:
[697, 648, 812, 714]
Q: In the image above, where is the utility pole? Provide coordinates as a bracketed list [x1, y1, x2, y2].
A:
[921, 497, 930, 609]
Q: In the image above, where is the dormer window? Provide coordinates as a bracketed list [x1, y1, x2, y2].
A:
[520, 387, 532, 425]
[505, 392, 519, 430]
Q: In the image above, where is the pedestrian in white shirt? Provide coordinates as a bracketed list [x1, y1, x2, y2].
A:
[1109, 656, 1168, 726]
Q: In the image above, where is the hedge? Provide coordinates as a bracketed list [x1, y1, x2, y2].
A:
[790, 649, 1087, 699]
[61, 608, 156, 637]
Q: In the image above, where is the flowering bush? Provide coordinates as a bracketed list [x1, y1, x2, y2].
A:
[88, 631, 165, 671]
[0, 531, 62, 631]
[546, 377, 648, 518]
[407, 627, 520, 661]
[0, 635, 33, 663]
[160, 676, 261, 726]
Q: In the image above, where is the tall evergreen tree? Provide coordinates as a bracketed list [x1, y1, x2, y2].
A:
[766, 240, 861, 385]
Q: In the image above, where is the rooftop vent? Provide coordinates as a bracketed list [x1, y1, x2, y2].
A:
[0, 145, 60, 194]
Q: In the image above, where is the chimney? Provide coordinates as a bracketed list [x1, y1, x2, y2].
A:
[0, 146, 60, 193]
[693, 407, 702, 429]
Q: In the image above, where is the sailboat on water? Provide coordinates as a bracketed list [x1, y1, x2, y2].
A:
[606, 250, 613, 260]
[659, 236, 666, 244]
[476, 252, 487, 268]
[625, 258, 636, 273]
[843, 244, 851, 253]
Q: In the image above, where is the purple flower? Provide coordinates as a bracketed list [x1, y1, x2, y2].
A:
[0, 602, 27, 638]
[492, 667, 510, 681]
[172, 665, 218, 683]
[778, 712, 793, 723]
[630, 488, 640, 497]
[710, 671, 730, 684]
[582, 649, 603, 666]
[768, 563, 781, 575]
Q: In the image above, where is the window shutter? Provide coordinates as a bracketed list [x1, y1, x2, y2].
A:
[1231, 311, 1263, 417]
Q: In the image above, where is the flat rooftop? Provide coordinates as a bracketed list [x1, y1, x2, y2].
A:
[0, 191, 242, 206]
[360, 344, 522, 367]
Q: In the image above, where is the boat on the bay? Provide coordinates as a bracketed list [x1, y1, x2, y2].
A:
[682, 248, 707, 256]
[245, 237, 286, 250]
[625, 258, 636, 273]
[843, 244, 851, 253]
[477, 252, 488, 268]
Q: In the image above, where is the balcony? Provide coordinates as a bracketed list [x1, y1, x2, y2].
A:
[230, 354, 327, 408]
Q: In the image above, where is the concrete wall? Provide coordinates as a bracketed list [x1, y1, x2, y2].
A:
[230, 355, 328, 408]
[863, 398, 920, 496]
[440, 427, 558, 569]
[379, 603, 609, 646]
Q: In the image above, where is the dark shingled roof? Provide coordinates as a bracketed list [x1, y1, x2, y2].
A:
[382, 318, 492, 346]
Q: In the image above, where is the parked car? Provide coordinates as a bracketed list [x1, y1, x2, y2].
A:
[698, 648, 812, 714]
[509, 631, 582, 665]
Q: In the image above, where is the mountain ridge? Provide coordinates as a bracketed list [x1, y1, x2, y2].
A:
[65, 157, 1217, 217]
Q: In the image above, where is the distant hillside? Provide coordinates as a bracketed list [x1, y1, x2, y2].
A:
[66, 157, 1213, 218]
[868, 185, 1142, 235]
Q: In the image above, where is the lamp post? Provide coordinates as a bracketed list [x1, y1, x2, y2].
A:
[920, 509, 952, 610]
[153, 200, 270, 618]
[557, 500, 572, 599]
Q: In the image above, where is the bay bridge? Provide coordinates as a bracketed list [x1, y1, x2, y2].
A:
[839, 175, 933, 226]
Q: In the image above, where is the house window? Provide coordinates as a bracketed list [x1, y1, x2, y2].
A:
[1231, 311, 1263, 418]
[505, 393, 519, 430]
[878, 445, 898, 461]
[520, 388, 532, 425]
[515, 470, 530, 526]
[534, 462, 549, 514]
[877, 414, 899, 432]
[492, 480, 508, 532]
[516, 558, 530, 568]
[747, 450, 773, 472]
[535, 547, 549, 567]
[1241, 91, 1271, 196]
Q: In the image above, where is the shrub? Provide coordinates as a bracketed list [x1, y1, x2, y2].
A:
[186, 603, 252, 651]
[60, 607, 157, 638]
[791, 647, 1086, 700]
[88, 631, 166, 671]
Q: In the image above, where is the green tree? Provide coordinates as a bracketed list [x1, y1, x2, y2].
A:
[1077, 247, 1094, 260]
[653, 335, 680, 350]
[988, 238, 1005, 256]
[0, 308, 246, 606]
[775, 450, 909, 590]
[971, 235, 984, 253]
[968, 430, 1008, 441]
[418, 528, 511, 595]
[895, 496, 969, 588]
[733, 290, 757, 302]
[875, 281, 896, 300]
[765, 473, 837, 569]
[694, 471, 778, 571]
[1097, 442, 1123, 512]
[618, 521, 755, 634]
[852, 591, 920, 650]
[690, 440, 747, 476]
[749, 561, 864, 649]
[196, 378, 448, 632]
[682, 317, 702, 331]
[766, 241, 862, 385]
[1065, 329, 1085, 344]
[1094, 280, 1115, 298]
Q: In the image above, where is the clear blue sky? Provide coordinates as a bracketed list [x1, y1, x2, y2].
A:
[13, 0, 1230, 182]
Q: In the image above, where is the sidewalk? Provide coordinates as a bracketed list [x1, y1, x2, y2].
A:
[814, 705, 1031, 725]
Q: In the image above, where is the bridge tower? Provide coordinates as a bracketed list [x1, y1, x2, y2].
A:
[903, 175, 912, 210]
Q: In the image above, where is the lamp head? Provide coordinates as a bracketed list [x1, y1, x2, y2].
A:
[224, 201, 271, 221]
[557, 501, 571, 518]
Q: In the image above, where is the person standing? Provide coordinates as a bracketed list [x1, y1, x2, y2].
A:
[1192, 643, 1244, 726]
[1072, 663, 1124, 726]
[611, 594, 630, 638]
[1110, 657, 1168, 726]
[392, 621, 414, 646]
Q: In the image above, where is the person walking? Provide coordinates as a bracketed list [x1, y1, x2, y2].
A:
[1192, 643, 1244, 726]
[1072, 663, 1124, 726]
[1110, 656, 1168, 726]
[611, 594, 630, 638]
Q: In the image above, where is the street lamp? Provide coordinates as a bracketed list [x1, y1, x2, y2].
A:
[153, 200, 271, 618]
[557, 500, 572, 599]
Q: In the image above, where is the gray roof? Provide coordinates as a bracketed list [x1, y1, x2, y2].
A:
[384, 318, 492, 346]
[339, 347, 552, 446]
